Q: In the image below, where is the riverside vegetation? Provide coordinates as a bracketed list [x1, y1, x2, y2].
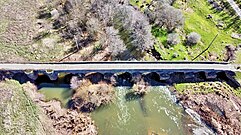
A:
[0, 79, 98, 135]
[174, 82, 241, 134]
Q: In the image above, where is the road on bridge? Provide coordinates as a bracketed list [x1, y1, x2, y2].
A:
[0, 62, 239, 72]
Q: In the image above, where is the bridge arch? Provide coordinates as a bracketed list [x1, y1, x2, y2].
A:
[13, 72, 32, 84]
[114, 72, 133, 86]
[85, 72, 104, 84]
[143, 72, 160, 85]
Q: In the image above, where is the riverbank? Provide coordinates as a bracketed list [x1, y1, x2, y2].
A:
[173, 82, 241, 134]
[53, 76, 215, 134]
[0, 79, 97, 135]
[24, 80, 98, 135]
[0, 80, 55, 134]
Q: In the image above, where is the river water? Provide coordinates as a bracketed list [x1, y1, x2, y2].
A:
[91, 86, 185, 135]
[39, 85, 214, 135]
[38, 83, 73, 107]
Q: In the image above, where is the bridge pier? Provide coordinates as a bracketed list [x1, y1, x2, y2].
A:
[25, 71, 39, 80]
[47, 72, 59, 81]
[132, 72, 143, 83]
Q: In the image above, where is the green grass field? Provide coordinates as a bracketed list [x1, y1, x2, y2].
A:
[174, 0, 241, 61]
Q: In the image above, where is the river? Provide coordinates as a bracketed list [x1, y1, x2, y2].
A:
[39, 84, 214, 135]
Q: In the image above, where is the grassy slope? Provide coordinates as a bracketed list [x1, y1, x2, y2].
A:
[175, 81, 241, 97]
[152, 27, 191, 60]
[0, 80, 48, 134]
[0, 0, 240, 62]
[131, 0, 241, 61]
[130, 0, 191, 60]
[235, 71, 241, 84]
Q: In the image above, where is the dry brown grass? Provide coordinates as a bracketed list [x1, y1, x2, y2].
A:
[0, 0, 68, 62]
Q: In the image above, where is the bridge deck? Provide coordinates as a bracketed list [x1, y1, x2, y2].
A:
[0, 62, 239, 72]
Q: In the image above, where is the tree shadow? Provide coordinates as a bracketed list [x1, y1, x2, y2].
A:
[125, 91, 143, 101]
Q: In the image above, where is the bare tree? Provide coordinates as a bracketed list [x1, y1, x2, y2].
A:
[90, 0, 129, 26]
[115, 6, 154, 51]
[155, 0, 175, 5]
[86, 17, 102, 37]
[130, 20, 154, 51]
[91, 1, 114, 26]
[145, 4, 184, 31]
[105, 27, 126, 57]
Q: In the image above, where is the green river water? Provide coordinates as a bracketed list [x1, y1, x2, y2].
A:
[91, 87, 184, 135]
[39, 85, 213, 135]
[39, 84, 73, 107]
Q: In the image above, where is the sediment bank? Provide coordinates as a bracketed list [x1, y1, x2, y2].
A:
[173, 82, 241, 134]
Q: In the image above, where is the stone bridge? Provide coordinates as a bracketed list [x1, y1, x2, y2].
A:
[0, 62, 240, 88]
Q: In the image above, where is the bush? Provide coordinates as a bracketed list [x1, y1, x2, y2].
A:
[132, 79, 150, 95]
[167, 33, 180, 45]
[186, 32, 201, 45]
[71, 79, 115, 112]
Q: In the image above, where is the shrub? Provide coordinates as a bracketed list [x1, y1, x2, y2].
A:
[132, 79, 150, 95]
[71, 79, 115, 112]
[186, 32, 201, 45]
[167, 33, 180, 45]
